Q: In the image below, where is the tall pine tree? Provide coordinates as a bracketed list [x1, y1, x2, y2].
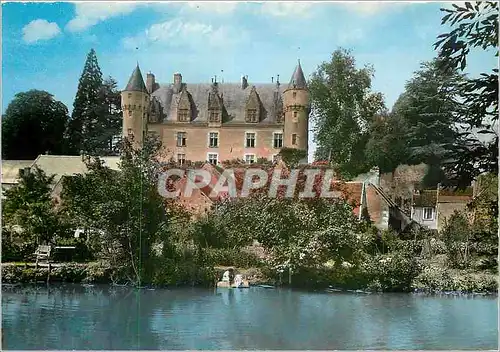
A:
[67, 49, 117, 156]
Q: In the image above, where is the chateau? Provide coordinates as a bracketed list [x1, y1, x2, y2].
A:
[121, 62, 310, 164]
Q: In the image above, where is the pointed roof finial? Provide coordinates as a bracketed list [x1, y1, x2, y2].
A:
[124, 64, 148, 93]
[288, 60, 306, 89]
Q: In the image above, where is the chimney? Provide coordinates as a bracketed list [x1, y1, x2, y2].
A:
[146, 72, 156, 94]
[241, 75, 249, 90]
[173, 72, 182, 93]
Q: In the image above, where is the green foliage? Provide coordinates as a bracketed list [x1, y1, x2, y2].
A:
[441, 211, 472, 268]
[60, 135, 169, 286]
[392, 58, 465, 188]
[205, 248, 263, 268]
[2, 166, 69, 246]
[309, 48, 386, 178]
[435, 2, 499, 187]
[66, 49, 121, 156]
[2, 90, 69, 159]
[365, 113, 410, 174]
[278, 148, 307, 167]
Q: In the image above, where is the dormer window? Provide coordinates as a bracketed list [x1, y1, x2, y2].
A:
[209, 110, 220, 122]
[178, 109, 190, 122]
[246, 109, 258, 123]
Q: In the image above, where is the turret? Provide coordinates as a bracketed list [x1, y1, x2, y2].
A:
[283, 60, 309, 153]
[121, 64, 149, 146]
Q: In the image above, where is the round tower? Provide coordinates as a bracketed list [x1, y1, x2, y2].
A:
[121, 64, 149, 146]
[283, 60, 309, 153]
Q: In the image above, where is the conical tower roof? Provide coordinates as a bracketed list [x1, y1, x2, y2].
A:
[288, 60, 307, 89]
[124, 64, 148, 93]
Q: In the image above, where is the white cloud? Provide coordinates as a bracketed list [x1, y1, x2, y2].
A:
[260, 2, 313, 17]
[22, 19, 61, 44]
[66, 3, 140, 32]
[122, 18, 244, 51]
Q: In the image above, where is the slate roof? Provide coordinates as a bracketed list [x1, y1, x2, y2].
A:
[288, 61, 307, 89]
[151, 82, 283, 124]
[124, 65, 148, 93]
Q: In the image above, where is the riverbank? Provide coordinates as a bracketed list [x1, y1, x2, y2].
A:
[2, 261, 497, 294]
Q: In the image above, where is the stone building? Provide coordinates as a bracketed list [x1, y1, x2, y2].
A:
[410, 187, 474, 232]
[121, 61, 310, 164]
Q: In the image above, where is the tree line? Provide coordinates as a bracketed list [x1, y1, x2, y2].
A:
[310, 2, 498, 191]
[2, 49, 122, 159]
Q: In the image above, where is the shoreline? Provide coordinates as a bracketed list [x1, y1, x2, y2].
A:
[2, 281, 497, 297]
[2, 262, 497, 296]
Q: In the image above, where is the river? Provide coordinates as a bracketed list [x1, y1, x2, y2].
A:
[2, 284, 497, 350]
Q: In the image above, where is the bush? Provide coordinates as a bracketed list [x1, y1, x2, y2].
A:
[412, 265, 497, 293]
[206, 248, 263, 268]
[1, 239, 37, 262]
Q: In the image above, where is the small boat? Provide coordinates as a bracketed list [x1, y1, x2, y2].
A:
[257, 284, 275, 289]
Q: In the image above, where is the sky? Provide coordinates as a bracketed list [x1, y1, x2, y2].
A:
[2, 1, 496, 159]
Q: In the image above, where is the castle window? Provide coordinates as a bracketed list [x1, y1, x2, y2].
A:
[127, 128, 133, 136]
[128, 93, 132, 99]
[178, 109, 190, 122]
[244, 154, 256, 164]
[245, 132, 256, 148]
[294, 111, 298, 118]
[207, 153, 218, 165]
[177, 153, 186, 165]
[176, 132, 187, 147]
[293, 92, 296, 99]
[292, 134, 297, 145]
[273, 133, 283, 148]
[246, 109, 258, 123]
[209, 110, 220, 122]
[209, 132, 219, 148]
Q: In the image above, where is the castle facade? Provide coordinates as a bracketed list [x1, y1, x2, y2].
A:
[121, 62, 310, 165]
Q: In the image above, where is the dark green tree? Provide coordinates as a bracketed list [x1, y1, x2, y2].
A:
[365, 113, 410, 177]
[2, 90, 68, 160]
[309, 48, 386, 178]
[435, 2, 499, 188]
[2, 167, 67, 246]
[393, 58, 465, 188]
[60, 135, 169, 285]
[67, 49, 121, 156]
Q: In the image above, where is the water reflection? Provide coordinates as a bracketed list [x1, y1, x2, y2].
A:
[2, 285, 497, 350]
